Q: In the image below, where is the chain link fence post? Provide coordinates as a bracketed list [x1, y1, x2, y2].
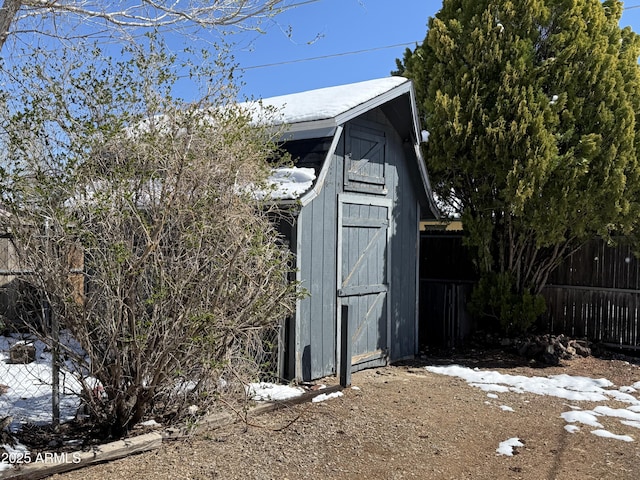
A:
[43, 298, 60, 430]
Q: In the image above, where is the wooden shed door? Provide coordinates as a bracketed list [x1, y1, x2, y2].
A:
[344, 124, 387, 194]
[337, 194, 391, 371]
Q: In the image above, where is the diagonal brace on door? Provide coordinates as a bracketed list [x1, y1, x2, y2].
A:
[341, 225, 386, 289]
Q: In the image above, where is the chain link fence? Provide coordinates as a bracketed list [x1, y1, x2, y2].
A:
[0, 332, 67, 430]
[1, 235, 46, 430]
[253, 321, 285, 383]
[0, 283, 73, 433]
[1, 292, 287, 437]
[1, 232, 289, 437]
[1, 319, 287, 433]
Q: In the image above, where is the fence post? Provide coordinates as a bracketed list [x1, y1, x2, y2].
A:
[44, 299, 60, 430]
[340, 305, 351, 387]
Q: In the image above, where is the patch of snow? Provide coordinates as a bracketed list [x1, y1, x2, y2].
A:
[139, 419, 160, 427]
[559, 405, 640, 434]
[487, 393, 499, 399]
[246, 382, 304, 402]
[500, 405, 515, 412]
[604, 389, 639, 404]
[469, 383, 510, 393]
[496, 437, 523, 456]
[187, 405, 199, 415]
[312, 391, 344, 403]
[0, 334, 87, 430]
[351, 386, 361, 391]
[621, 420, 640, 429]
[593, 406, 640, 422]
[591, 430, 634, 442]
[65, 179, 164, 209]
[250, 167, 316, 201]
[564, 425, 580, 433]
[176, 380, 198, 394]
[427, 364, 640, 442]
[1, 441, 29, 471]
[426, 365, 632, 404]
[561, 410, 604, 428]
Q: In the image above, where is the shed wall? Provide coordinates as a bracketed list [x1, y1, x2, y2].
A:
[357, 110, 421, 362]
[294, 108, 423, 381]
[295, 137, 341, 380]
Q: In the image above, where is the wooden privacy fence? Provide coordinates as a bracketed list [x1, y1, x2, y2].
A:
[420, 232, 640, 350]
[419, 279, 474, 349]
[542, 239, 640, 349]
[419, 232, 476, 348]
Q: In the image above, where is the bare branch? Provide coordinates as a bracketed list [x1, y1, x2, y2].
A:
[0, 0, 319, 52]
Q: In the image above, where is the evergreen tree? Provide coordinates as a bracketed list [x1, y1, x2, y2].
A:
[398, 0, 640, 333]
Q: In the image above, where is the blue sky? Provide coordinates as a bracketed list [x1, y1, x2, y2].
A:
[232, 0, 438, 99]
[230, 0, 640, 100]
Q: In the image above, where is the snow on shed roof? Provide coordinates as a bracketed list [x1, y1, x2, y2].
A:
[259, 76, 409, 124]
[243, 76, 439, 217]
[242, 77, 412, 138]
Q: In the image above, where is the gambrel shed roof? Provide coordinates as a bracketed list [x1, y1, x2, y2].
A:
[246, 76, 438, 217]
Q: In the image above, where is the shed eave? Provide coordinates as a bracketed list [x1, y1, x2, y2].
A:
[405, 82, 440, 219]
[333, 81, 413, 127]
[275, 119, 338, 142]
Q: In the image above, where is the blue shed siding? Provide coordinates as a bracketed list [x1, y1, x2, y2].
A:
[292, 108, 423, 381]
[296, 137, 341, 380]
[352, 111, 420, 363]
[389, 139, 421, 361]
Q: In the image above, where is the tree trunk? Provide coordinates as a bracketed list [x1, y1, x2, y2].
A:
[0, 0, 20, 52]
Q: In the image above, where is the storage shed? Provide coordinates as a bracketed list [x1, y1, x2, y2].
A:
[253, 77, 438, 381]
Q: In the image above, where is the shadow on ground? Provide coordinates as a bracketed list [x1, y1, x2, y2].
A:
[396, 343, 640, 372]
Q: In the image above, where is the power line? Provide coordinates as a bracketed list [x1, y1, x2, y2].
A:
[240, 41, 419, 71]
[240, 2, 640, 71]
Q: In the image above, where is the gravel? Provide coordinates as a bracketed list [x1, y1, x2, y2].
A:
[49, 352, 640, 480]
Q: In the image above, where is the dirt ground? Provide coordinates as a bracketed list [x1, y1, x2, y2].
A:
[51, 350, 640, 480]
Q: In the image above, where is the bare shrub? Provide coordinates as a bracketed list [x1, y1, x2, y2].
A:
[0, 40, 299, 436]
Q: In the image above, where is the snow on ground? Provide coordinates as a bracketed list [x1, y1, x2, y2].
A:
[561, 410, 603, 428]
[312, 391, 344, 403]
[4, 327, 639, 464]
[0, 333, 92, 471]
[246, 382, 305, 402]
[0, 333, 86, 431]
[591, 429, 634, 442]
[427, 364, 640, 453]
[496, 437, 524, 456]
